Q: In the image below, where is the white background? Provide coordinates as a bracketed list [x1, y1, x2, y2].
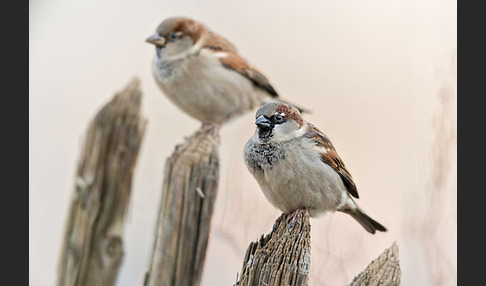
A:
[30, 0, 457, 285]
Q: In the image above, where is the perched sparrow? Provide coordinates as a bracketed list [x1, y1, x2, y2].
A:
[146, 17, 305, 124]
[243, 102, 387, 234]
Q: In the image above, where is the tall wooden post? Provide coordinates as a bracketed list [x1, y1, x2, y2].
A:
[144, 126, 220, 286]
[57, 78, 147, 286]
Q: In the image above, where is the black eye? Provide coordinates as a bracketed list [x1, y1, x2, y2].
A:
[170, 32, 182, 40]
[274, 115, 284, 122]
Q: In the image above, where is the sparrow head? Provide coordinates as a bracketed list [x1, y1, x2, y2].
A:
[254, 102, 306, 143]
[146, 17, 206, 59]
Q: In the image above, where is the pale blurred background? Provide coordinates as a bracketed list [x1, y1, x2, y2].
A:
[30, 0, 456, 285]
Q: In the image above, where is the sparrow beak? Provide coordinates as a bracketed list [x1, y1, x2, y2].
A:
[146, 34, 166, 47]
[255, 115, 272, 129]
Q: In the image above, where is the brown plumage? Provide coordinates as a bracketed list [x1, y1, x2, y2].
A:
[244, 102, 387, 234]
[304, 124, 359, 198]
[219, 55, 279, 97]
[146, 17, 306, 124]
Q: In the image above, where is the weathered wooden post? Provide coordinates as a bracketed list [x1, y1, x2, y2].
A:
[144, 125, 220, 286]
[347, 242, 401, 286]
[57, 78, 147, 286]
[236, 209, 311, 286]
[236, 210, 401, 286]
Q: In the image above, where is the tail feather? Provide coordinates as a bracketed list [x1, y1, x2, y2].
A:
[342, 208, 387, 234]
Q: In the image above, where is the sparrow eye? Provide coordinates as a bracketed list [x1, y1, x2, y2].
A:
[274, 115, 284, 122]
[170, 31, 183, 40]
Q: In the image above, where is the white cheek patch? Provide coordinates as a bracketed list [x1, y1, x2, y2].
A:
[164, 37, 205, 62]
[271, 123, 307, 143]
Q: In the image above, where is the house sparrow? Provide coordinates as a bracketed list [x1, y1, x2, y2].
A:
[243, 102, 387, 234]
[146, 17, 305, 124]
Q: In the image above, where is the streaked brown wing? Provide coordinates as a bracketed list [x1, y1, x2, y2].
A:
[305, 123, 359, 198]
[203, 31, 239, 53]
[219, 54, 279, 97]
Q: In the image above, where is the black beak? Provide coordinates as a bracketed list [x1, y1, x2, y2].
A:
[255, 115, 272, 129]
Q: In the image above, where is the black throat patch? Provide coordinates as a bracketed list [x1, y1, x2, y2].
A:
[252, 142, 285, 169]
[258, 127, 274, 143]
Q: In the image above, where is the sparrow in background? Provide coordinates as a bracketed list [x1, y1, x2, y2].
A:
[146, 17, 305, 124]
[243, 102, 387, 234]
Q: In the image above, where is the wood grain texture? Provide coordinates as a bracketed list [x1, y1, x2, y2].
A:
[57, 78, 147, 286]
[236, 209, 311, 286]
[347, 242, 401, 286]
[144, 125, 220, 286]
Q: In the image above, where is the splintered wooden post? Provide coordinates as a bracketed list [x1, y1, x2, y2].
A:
[57, 78, 147, 286]
[347, 242, 401, 286]
[237, 209, 311, 286]
[144, 126, 220, 286]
